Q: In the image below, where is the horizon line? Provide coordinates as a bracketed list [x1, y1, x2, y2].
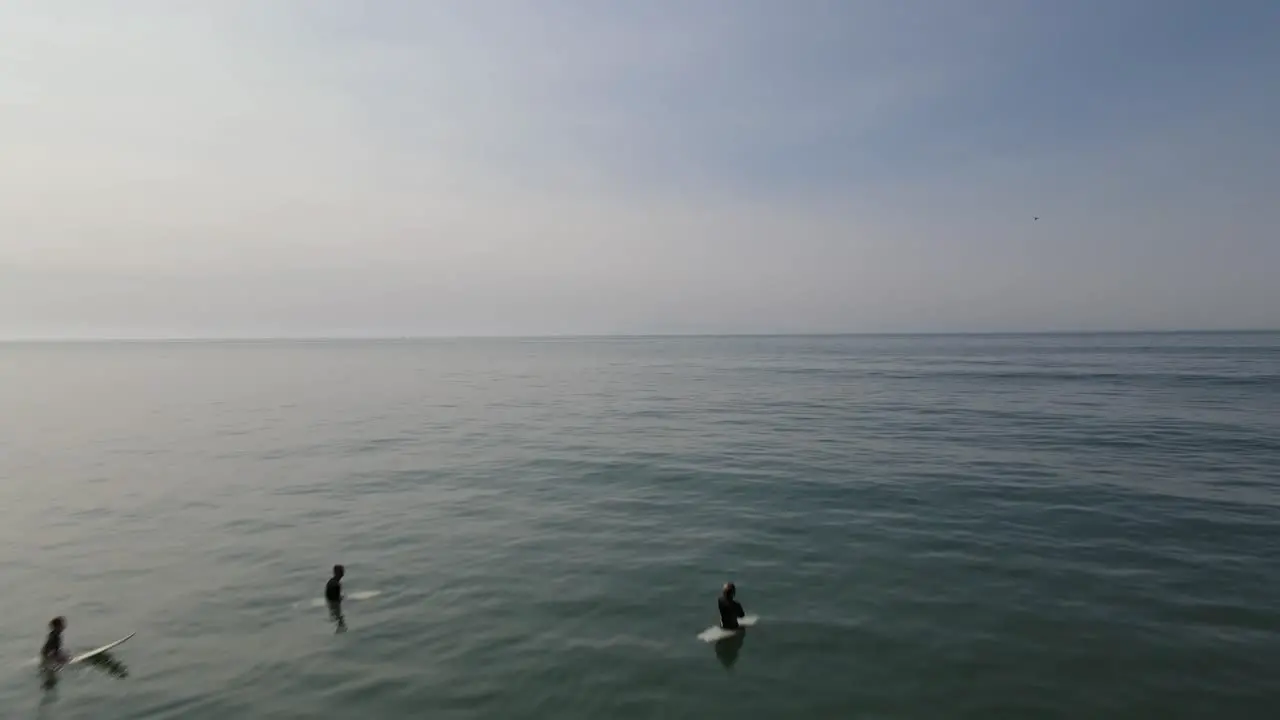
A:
[1, 328, 1276, 343]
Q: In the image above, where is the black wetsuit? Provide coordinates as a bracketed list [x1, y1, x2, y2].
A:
[41, 630, 63, 661]
[325, 577, 342, 603]
[718, 594, 745, 630]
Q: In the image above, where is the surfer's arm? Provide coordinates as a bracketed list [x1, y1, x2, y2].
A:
[735, 601, 745, 618]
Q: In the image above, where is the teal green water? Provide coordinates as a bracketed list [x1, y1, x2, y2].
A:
[2, 334, 1278, 718]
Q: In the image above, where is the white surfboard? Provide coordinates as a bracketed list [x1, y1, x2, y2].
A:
[697, 614, 758, 642]
[67, 633, 134, 665]
[301, 590, 382, 608]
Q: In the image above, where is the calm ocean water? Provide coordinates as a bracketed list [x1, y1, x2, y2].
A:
[2, 333, 1278, 719]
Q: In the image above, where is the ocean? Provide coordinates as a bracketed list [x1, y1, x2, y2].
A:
[1, 333, 1277, 719]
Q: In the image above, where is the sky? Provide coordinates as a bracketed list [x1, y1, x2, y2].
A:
[2, 0, 1278, 338]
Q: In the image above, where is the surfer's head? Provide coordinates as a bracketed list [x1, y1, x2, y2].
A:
[333, 564, 345, 579]
[49, 617, 65, 632]
[723, 582, 736, 598]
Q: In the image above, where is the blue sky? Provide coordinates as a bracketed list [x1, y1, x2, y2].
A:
[1, 0, 1277, 336]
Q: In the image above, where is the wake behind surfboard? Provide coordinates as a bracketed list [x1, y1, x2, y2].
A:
[697, 615, 758, 642]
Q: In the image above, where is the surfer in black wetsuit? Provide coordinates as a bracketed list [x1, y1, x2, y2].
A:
[326, 565, 345, 603]
[41, 616, 68, 666]
[718, 583, 745, 630]
[326, 565, 347, 633]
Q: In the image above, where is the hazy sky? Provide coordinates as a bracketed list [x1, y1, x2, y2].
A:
[2, 0, 1278, 337]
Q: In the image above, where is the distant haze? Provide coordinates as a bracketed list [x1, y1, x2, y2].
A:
[3, 1, 1278, 338]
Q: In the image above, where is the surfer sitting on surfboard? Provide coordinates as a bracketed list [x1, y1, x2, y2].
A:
[718, 583, 746, 630]
[40, 617, 69, 666]
[326, 564, 345, 603]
